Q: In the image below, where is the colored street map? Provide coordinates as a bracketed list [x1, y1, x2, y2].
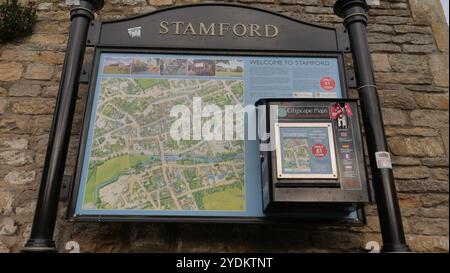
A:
[282, 138, 311, 173]
[82, 74, 246, 211]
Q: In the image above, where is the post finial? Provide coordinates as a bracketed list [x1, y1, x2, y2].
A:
[334, 0, 368, 19]
[85, 0, 104, 12]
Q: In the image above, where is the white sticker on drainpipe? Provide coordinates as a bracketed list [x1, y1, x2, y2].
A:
[375, 151, 392, 169]
[66, 0, 80, 5]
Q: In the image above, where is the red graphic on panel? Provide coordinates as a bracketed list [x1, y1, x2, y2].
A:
[312, 143, 328, 158]
[320, 76, 336, 91]
[344, 103, 353, 117]
[330, 103, 343, 119]
[330, 102, 353, 119]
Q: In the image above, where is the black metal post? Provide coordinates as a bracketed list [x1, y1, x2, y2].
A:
[334, 0, 409, 252]
[22, 0, 104, 253]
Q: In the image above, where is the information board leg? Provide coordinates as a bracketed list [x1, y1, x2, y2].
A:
[334, 0, 410, 252]
[22, 0, 104, 253]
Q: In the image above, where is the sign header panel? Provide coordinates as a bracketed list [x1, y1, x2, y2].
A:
[95, 4, 344, 52]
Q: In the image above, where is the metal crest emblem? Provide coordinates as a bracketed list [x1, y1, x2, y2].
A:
[128, 26, 142, 38]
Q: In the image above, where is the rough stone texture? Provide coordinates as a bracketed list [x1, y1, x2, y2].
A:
[410, 110, 449, 128]
[0, 63, 23, 82]
[0, 242, 10, 253]
[4, 170, 36, 185]
[24, 64, 55, 81]
[0, 217, 18, 236]
[0, 98, 7, 114]
[149, 0, 174, 6]
[429, 55, 449, 87]
[415, 93, 449, 110]
[382, 108, 410, 126]
[389, 137, 446, 157]
[0, 191, 14, 215]
[388, 54, 428, 72]
[372, 53, 391, 72]
[0, 86, 7, 96]
[9, 98, 55, 115]
[8, 83, 41, 97]
[0, 150, 33, 167]
[0, 138, 28, 149]
[0, 0, 448, 253]
[409, 0, 449, 52]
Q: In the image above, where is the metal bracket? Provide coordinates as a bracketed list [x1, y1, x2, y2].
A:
[60, 175, 73, 201]
[347, 69, 357, 88]
[336, 25, 351, 53]
[79, 63, 91, 83]
[86, 20, 101, 47]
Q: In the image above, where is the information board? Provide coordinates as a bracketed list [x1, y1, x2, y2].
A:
[73, 53, 344, 218]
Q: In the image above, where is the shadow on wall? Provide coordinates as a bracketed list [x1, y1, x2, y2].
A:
[57, 222, 369, 253]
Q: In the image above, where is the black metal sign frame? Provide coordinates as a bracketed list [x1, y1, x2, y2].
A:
[68, 50, 355, 224]
[65, 3, 360, 224]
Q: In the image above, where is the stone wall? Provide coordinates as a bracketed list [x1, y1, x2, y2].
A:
[0, 0, 448, 253]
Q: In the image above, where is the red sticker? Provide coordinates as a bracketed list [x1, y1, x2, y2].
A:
[330, 103, 343, 119]
[320, 76, 336, 91]
[344, 103, 353, 117]
[312, 143, 328, 158]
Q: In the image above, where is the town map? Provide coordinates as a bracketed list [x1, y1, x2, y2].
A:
[282, 138, 311, 173]
[81, 55, 246, 212]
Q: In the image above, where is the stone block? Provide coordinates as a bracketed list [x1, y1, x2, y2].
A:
[4, 170, 36, 185]
[410, 110, 448, 128]
[429, 54, 449, 87]
[0, 217, 17, 236]
[415, 93, 449, 110]
[389, 137, 446, 157]
[372, 53, 391, 72]
[24, 64, 55, 81]
[0, 150, 33, 167]
[0, 63, 23, 82]
[0, 191, 14, 215]
[9, 83, 42, 97]
[10, 98, 55, 115]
